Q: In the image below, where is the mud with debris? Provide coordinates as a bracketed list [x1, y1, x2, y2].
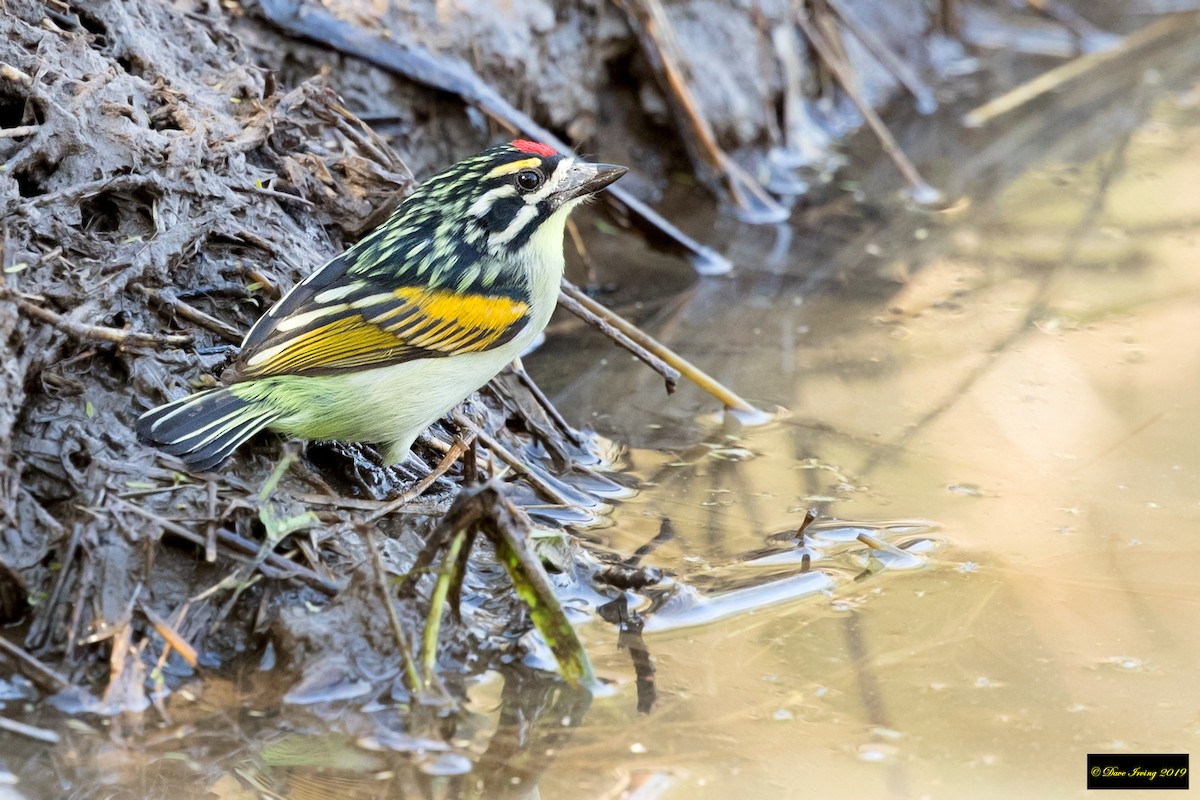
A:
[0, 0, 624, 719]
[0, 0, 951, 705]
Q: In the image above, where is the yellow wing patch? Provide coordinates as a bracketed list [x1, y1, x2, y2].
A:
[239, 286, 529, 378]
[393, 287, 526, 336]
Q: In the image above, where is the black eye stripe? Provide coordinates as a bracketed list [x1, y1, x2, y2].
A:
[500, 201, 552, 252]
[476, 196, 525, 234]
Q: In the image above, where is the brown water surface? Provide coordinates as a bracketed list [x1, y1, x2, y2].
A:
[526, 82, 1200, 799]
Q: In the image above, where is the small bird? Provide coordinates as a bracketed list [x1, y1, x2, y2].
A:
[137, 140, 626, 471]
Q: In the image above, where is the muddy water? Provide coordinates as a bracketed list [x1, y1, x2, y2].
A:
[8, 43, 1200, 800]
[523, 86, 1200, 797]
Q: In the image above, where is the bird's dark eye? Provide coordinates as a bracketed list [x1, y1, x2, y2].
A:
[516, 169, 543, 192]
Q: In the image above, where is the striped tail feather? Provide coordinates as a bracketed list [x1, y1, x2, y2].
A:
[136, 388, 282, 472]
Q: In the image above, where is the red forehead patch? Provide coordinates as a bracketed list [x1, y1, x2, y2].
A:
[512, 139, 557, 157]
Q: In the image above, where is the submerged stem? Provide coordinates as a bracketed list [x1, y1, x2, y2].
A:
[363, 528, 430, 700]
[420, 527, 470, 684]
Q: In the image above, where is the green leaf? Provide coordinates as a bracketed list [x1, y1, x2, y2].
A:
[256, 453, 316, 544]
[491, 517, 594, 686]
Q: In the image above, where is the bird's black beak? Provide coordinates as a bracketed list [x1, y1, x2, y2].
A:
[559, 162, 628, 204]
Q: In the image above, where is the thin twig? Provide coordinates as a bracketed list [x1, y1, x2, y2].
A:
[0, 636, 72, 693]
[27, 173, 162, 208]
[25, 521, 79, 651]
[823, 0, 937, 113]
[296, 493, 450, 515]
[360, 433, 476, 524]
[614, 0, 789, 223]
[221, 227, 297, 288]
[328, 98, 413, 176]
[1025, 0, 1110, 44]
[238, 183, 317, 209]
[140, 602, 199, 668]
[451, 411, 576, 507]
[856, 531, 913, 558]
[484, 373, 586, 468]
[0, 716, 61, 745]
[565, 217, 599, 286]
[362, 528, 429, 697]
[118, 500, 340, 596]
[139, 286, 244, 344]
[507, 357, 583, 446]
[420, 527, 469, 684]
[962, 12, 1188, 128]
[394, 491, 485, 599]
[6, 293, 193, 348]
[150, 599, 194, 703]
[797, 11, 939, 201]
[560, 279, 760, 414]
[939, 0, 959, 36]
[556, 289, 680, 393]
[205, 480, 218, 563]
[0, 125, 37, 139]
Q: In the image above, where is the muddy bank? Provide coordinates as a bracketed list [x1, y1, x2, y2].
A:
[0, 0, 618, 717]
[0, 0, 963, 706]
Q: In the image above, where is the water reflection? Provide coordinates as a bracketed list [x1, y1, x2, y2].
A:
[534, 77, 1200, 800]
